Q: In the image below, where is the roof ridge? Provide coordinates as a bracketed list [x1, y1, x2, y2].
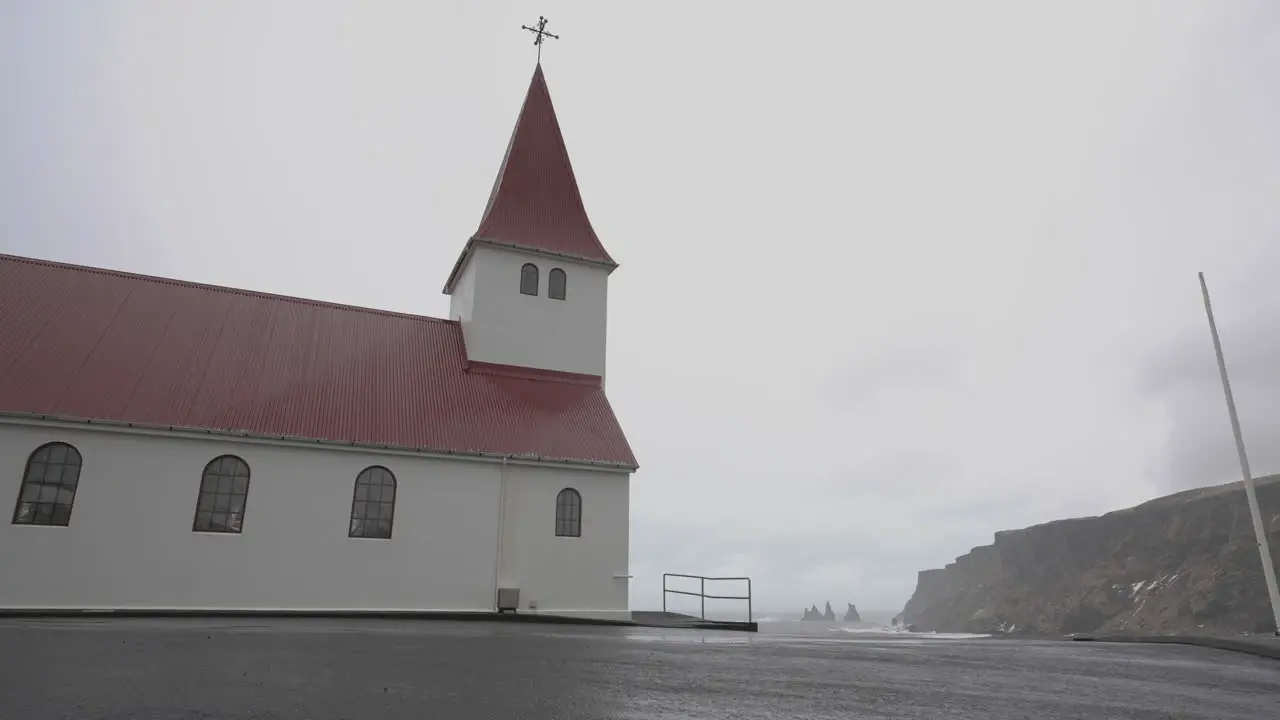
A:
[0, 253, 453, 325]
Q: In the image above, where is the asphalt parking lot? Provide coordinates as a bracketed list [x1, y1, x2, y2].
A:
[0, 617, 1275, 719]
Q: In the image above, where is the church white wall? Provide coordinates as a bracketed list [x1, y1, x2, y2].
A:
[456, 243, 609, 378]
[447, 247, 479, 327]
[498, 463, 630, 617]
[0, 422, 630, 616]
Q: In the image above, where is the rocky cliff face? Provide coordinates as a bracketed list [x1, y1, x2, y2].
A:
[900, 475, 1280, 637]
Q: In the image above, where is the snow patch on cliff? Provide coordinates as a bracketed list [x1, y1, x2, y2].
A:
[1130, 573, 1182, 600]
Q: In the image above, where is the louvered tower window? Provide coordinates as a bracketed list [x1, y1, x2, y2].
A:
[520, 263, 539, 295]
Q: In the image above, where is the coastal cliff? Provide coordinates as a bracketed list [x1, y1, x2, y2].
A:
[900, 475, 1280, 636]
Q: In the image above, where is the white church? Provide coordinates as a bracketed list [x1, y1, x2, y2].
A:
[0, 62, 638, 620]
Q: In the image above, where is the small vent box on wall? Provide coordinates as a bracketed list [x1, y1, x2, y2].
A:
[497, 587, 520, 613]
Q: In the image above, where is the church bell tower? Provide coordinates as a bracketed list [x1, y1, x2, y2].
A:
[442, 63, 618, 380]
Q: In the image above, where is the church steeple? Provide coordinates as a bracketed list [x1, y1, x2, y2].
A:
[444, 64, 615, 294]
[442, 61, 617, 380]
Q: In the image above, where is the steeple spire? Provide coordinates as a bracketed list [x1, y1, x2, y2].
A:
[443, 63, 616, 294]
[476, 64, 613, 264]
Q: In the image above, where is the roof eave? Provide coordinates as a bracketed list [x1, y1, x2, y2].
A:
[441, 237, 478, 295]
[0, 411, 639, 472]
[478, 236, 618, 272]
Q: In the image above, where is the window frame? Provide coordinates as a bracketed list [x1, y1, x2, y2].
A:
[348, 465, 398, 540]
[192, 455, 251, 535]
[548, 267, 567, 301]
[520, 262, 540, 296]
[11, 441, 83, 527]
[555, 487, 582, 538]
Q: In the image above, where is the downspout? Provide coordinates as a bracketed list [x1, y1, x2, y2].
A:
[493, 454, 511, 610]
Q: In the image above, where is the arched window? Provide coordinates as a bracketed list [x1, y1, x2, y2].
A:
[193, 455, 250, 534]
[548, 268, 567, 300]
[520, 263, 539, 296]
[350, 466, 397, 539]
[12, 442, 82, 526]
[555, 488, 582, 537]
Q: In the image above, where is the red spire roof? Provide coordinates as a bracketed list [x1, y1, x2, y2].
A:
[470, 64, 614, 265]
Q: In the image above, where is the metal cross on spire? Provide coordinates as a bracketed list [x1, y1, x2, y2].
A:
[521, 16, 559, 63]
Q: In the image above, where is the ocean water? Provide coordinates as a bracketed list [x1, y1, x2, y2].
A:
[752, 608, 898, 625]
[652, 600, 991, 640]
[751, 616, 991, 640]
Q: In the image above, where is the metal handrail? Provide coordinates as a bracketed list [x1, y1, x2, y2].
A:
[662, 573, 752, 622]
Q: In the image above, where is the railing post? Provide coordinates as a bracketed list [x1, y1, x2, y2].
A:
[700, 577, 706, 619]
[662, 574, 667, 613]
[747, 578, 752, 622]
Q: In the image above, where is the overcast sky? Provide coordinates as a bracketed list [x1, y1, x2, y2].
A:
[4, 1, 1278, 614]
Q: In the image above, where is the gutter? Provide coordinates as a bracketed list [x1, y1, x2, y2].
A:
[0, 412, 638, 473]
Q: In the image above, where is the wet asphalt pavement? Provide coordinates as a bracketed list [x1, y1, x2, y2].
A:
[0, 618, 1276, 719]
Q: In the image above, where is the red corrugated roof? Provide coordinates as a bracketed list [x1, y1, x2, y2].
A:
[0, 254, 638, 469]
[473, 63, 614, 265]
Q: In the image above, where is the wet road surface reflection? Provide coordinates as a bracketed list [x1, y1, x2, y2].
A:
[0, 618, 1274, 719]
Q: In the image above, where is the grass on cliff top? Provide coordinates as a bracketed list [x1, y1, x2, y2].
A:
[1133, 474, 1280, 511]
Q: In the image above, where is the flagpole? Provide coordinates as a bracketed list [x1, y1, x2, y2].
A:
[1199, 272, 1280, 635]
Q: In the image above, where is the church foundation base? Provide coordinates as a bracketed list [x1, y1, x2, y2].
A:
[0, 607, 634, 627]
[0, 607, 757, 631]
